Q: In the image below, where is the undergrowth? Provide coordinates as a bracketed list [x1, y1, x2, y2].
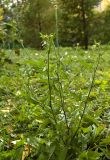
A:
[0, 44, 110, 159]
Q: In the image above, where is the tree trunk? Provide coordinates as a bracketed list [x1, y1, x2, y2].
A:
[81, 0, 88, 50]
[38, 12, 42, 33]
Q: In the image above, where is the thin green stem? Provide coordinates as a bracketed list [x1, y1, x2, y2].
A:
[54, 5, 70, 133]
[47, 39, 57, 125]
[56, 72, 70, 134]
[71, 50, 102, 142]
[55, 5, 59, 48]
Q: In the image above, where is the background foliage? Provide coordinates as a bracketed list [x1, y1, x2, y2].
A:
[1, 0, 110, 48]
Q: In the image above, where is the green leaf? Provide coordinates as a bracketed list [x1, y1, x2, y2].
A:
[48, 145, 55, 160]
[87, 151, 101, 160]
[57, 147, 67, 160]
[100, 136, 110, 145]
[79, 151, 101, 160]
[79, 151, 88, 160]
[82, 115, 98, 127]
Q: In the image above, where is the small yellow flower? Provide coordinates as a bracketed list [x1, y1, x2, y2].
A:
[0, 15, 3, 21]
[0, 7, 3, 21]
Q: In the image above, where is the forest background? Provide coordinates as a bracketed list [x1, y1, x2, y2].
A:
[0, 0, 110, 50]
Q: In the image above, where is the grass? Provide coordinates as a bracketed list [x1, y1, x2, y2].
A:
[0, 45, 110, 159]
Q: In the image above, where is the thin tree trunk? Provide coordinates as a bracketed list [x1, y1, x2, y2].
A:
[38, 12, 42, 33]
[81, 0, 88, 50]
